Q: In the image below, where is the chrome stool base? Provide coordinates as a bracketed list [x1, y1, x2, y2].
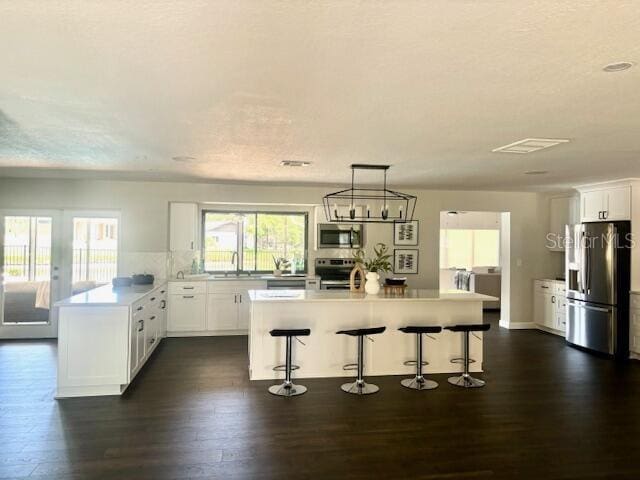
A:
[340, 380, 379, 395]
[447, 374, 485, 388]
[268, 382, 308, 397]
[401, 376, 438, 390]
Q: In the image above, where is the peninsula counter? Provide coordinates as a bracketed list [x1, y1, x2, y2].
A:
[248, 289, 498, 381]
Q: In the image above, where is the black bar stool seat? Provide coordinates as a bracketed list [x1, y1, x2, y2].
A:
[444, 323, 490, 388]
[270, 328, 311, 337]
[268, 328, 310, 397]
[398, 325, 442, 390]
[336, 326, 386, 336]
[336, 326, 386, 395]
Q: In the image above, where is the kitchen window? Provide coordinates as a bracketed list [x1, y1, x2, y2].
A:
[440, 229, 500, 270]
[202, 211, 308, 273]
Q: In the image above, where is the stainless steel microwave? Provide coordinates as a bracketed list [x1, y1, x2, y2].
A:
[317, 224, 364, 249]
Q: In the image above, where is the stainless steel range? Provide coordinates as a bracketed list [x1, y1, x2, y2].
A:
[315, 258, 357, 290]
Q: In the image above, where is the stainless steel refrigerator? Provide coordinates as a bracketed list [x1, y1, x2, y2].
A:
[565, 221, 630, 358]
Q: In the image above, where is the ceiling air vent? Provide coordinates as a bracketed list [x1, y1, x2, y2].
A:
[280, 160, 311, 167]
[492, 138, 569, 154]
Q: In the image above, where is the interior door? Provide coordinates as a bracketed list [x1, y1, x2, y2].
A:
[0, 210, 62, 338]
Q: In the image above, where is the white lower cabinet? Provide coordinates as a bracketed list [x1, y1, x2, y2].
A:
[207, 293, 239, 331]
[533, 280, 566, 335]
[630, 293, 640, 355]
[167, 281, 206, 333]
[57, 283, 167, 398]
[206, 281, 266, 334]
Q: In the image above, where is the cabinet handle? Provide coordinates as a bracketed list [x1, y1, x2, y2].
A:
[138, 320, 144, 332]
[239, 294, 242, 303]
[541, 286, 549, 289]
[150, 297, 156, 301]
[150, 315, 156, 320]
[160, 300, 166, 309]
[160, 290, 166, 294]
[191, 241, 194, 249]
[234, 294, 237, 304]
[604, 211, 608, 219]
[136, 306, 143, 311]
[551, 295, 556, 304]
[183, 286, 195, 290]
[183, 295, 194, 299]
[150, 338, 155, 345]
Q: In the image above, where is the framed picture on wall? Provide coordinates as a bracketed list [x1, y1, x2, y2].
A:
[394, 249, 419, 274]
[394, 220, 419, 246]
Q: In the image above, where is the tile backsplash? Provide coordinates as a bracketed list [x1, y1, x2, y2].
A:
[119, 252, 169, 279]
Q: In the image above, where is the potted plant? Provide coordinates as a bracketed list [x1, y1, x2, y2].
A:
[272, 256, 290, 277]
[353, 243, 392, 294]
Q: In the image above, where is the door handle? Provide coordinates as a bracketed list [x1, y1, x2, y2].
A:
[567, 301, 611, 313]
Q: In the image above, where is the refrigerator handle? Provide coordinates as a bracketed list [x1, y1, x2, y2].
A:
[585, 231, 591, 295]
[567, 301, 611, 313]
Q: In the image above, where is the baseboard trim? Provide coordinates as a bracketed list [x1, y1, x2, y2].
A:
[167, 330, 248, 337]
[499, 320, 536, 330]
[535, 324, 566, 337]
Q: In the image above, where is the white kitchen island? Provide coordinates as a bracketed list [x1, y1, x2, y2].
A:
[55, 282, 167, 398]
[248, 289, 498, 381]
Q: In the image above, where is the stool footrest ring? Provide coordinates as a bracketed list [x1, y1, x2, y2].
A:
[273, 364, 300, 372]
[450, 357, 476, 365]
[403, 360, 428, 366]
[342, 363, 358, 371]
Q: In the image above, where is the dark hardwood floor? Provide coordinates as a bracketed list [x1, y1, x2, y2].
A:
[2, 313, 640, 479]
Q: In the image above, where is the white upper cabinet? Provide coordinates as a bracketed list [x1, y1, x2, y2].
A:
[604, 186, 631, 221]
[578, 183, 631, 222]
[169, 202, 199, 251]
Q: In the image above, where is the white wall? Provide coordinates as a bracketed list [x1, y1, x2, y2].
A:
[0, 177, 558, 326]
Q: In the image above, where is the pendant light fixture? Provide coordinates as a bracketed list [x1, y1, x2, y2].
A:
[323, 164, 417, 224]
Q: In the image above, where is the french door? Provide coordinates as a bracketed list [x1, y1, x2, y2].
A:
[0, 209, 120, 339]
[0, 210, 63, 338]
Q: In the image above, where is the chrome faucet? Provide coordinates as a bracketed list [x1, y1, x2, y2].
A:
[176, 271, 185, 279]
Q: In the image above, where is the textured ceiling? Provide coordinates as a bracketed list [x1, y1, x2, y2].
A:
[1, 0, 639, 191]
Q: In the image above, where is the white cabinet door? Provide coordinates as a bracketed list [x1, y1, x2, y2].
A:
[533, 290, 546, 326]
[169, 202, 199, 251]
[581, 190, 605, 222]
[207, 293, 239, 331]
[604, 186, 631, 221]
[168, 294, 206, 331]
[237, 291, 251, 329]
[136, 317, 146, 367]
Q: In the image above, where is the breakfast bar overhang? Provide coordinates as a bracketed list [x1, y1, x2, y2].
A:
[248, 289, 498, 381]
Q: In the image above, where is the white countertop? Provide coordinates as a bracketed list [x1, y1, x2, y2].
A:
[248, 289, 498, 303]
[55, 282, 166, 307]
[169, 274, 318, 282]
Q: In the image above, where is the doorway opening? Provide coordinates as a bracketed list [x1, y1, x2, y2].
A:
[439, 211, 511, 326]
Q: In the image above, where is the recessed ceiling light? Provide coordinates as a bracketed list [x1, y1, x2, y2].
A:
[492, 138, 570, 154]
[524, 170, 549, 175]
[172, 156, 197, 163]
[603, 62, 634, 72]
[280, 160, 312, 167]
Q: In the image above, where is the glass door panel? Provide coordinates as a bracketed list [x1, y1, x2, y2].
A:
[72, 217, 118, 290]
[0, 211, 61, 338]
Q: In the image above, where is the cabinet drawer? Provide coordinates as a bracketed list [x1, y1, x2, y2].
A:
[630, 294, 640, 310]
[534, 280, 554, 294]
[208, 280, 266, 293]
[169, 282, 206, 295]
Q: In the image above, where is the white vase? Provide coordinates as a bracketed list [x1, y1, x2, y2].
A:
[273, 269, 283, 277]
[364, 272, 380, 295]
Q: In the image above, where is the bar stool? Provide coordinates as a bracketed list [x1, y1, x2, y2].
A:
[336, 326, 386, 395]
[398, 326, 442, 390]
[268, 328, 311, 397]
[444, 323, 490, 388]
